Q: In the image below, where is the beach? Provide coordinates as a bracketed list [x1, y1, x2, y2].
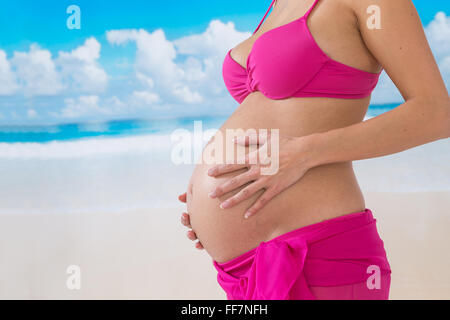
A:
[0, 191, 449, 299]
[368, 191, 450, 299]
[0, 129, 449, 299]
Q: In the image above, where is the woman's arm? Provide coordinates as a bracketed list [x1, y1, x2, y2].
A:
[308, 96, 449, 167]
[308, 0, 450, 167]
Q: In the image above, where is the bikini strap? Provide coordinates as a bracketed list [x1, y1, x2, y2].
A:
[253, 0, 277, 34]
[304, 0, 320, 19]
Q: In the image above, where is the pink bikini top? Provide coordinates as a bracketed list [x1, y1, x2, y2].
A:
[222, 0, 381, 103]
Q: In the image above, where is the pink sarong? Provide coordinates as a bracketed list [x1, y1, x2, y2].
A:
[213, 209, 391, 300]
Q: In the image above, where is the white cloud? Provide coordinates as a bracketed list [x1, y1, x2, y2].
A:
[107, 28, 203, 104]
[107, 96, 125, 108]
[59, 95, 131, 119]
[11, 44, 64, 96]
[27, 109, 38, 119]
[136, 72, 155, 88]
[1, 20, 251, 121]
[425, 12, 450, 85]
[57, 37, 108, 93]
[171, 85, 203, 104]
[106, 21, 250, 106]
[107, 29, 179, 84]
[173, 20, 250, 98]
[174, 20, 250, 57]
[0, 50, 19, 95]
[426, 12, 450, 59]
[3, 38, 108, 99]
[131, 91, 160, 106]
[61, 95, 107, 118]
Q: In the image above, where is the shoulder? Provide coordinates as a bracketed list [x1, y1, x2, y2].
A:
[341, 0, 417, 20]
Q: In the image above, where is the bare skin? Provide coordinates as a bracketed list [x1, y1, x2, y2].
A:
[180, 0, 450, 262]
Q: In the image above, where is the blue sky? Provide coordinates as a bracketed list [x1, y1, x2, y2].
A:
[1, 0, 448, 53]
[0, 0, 449, 125]
[0, 0, 281, 67]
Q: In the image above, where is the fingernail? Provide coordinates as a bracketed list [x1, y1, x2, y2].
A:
[208, 168, 216, 176]
[208, 190, 216, 198]
[220, 201, 229, 209]
[244, 212, 251, 219]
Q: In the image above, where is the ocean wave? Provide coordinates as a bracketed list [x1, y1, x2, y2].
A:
[0, 134, 175, 159]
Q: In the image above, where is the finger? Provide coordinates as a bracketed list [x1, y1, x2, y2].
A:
[219, 178, 266, 209]
[195, 241, 204, 250]
[242, 150, 260, 166]
[187, 230, 198, 241]
[210, 167, 260, 200]
[207, 163, 248, 177]
[244, 187, 278, 219]
[178, 193, 187, 203]
[233, 133, 269, 146]
[181, 212, 191, 228]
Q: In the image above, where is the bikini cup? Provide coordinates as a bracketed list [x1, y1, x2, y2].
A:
[222, 0, 381, 104]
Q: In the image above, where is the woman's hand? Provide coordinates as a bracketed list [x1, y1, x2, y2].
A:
[207, 133, 316, 219]
[179, 193, 204, 250]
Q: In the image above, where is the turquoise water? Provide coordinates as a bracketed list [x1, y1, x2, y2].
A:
[0, 116, 227, 143]
[0, 104, 397, 143]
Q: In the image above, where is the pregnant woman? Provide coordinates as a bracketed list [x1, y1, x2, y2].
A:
[179, 0, 450, 299]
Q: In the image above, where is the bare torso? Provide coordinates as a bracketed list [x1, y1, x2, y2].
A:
[186, 0, 382, 263]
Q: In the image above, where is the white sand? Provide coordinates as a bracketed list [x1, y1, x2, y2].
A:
[0, 207, 224, 299]
[0, 191, 449, 299]
[366, 191, 450, 300]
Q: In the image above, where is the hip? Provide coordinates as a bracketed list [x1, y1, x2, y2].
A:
[213, 208, 391, 300]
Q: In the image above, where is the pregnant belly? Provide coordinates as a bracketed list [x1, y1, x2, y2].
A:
[186, 93, 368, 263]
